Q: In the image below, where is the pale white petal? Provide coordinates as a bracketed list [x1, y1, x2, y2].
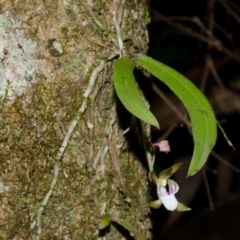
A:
[168, 179, 179, 194]
[157, 180, 179, 196]
[159, 194, 178, 211]
[158, 186, 168, 196]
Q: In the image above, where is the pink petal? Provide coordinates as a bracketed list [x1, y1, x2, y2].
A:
[153, 140, 171, 152]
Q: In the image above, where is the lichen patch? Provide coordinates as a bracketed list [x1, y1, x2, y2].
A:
[0, 14, 41, 101]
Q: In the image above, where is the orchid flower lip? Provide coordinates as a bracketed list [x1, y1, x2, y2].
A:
[157, 179, 180, 211]
[158, 194, 178, 211]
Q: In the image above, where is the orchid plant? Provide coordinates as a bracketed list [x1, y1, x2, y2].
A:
[149, 163, 191, 211]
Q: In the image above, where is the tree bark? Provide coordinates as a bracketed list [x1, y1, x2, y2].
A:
[0, 0, 151, 239]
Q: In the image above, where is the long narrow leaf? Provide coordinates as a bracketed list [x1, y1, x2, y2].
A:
[135, 54, 217, 176]
[111, 216, 147, 240]
[113, 56, 159, 129]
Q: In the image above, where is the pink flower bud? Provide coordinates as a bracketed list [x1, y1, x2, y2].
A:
[153, 140, 170, 152]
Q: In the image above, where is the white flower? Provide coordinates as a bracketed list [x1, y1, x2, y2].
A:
[148, 163, 191, 212]
[157, 179, 179, 211]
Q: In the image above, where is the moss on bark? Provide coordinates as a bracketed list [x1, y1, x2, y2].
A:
[0, 0, 151, 239]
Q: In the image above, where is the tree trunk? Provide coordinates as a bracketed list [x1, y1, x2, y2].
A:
[0, 0, 151, 239]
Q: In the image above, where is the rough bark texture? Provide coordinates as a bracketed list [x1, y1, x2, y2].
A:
[0, 0, 151, 239]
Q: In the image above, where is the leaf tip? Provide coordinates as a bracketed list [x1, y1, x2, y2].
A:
[153, 121, 160, 129]
[187, 168, 199, 177]
[98, 214, 112, 230]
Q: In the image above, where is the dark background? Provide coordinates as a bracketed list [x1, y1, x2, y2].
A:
[146, 0, 240, 239]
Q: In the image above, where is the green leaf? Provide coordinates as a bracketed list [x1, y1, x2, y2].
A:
[111, 216, 147, 240]
[113, 56, 159, 129]
[145, 10, 151, 24]
[98, 214, 111, 230]
[135, 54, 217, 176]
